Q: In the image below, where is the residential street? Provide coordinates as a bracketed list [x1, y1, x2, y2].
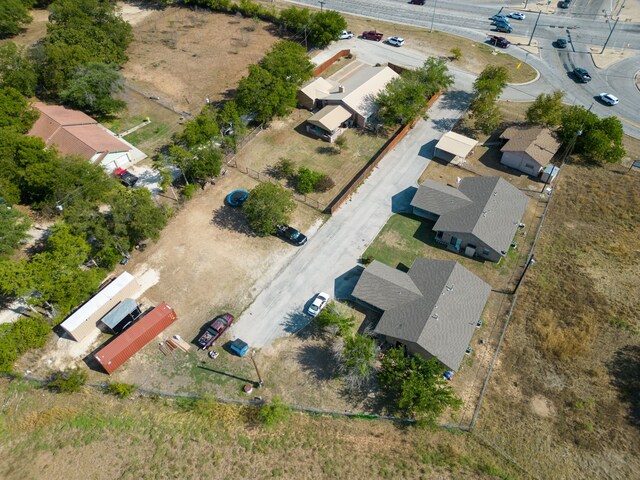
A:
[231, 81, 473, 348]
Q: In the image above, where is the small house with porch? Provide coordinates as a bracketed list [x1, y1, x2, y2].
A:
[499, 126, 561, 177]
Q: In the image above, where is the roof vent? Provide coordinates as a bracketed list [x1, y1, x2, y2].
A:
[432, 313, 439, 319]
[338, 85, 346, 93]
[446, 284, 454, 291]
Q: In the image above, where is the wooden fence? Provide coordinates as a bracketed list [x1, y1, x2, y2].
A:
[312, 49, 351, 77]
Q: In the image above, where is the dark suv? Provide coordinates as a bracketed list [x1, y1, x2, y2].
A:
[409, 0, 425, 4]
[275, 224, 307, 246]
[573, 67, 591, 83]
[558, 0, 570, 8]
[489, 36, 510, 48]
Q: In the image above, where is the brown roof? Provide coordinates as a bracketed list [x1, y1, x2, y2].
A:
[29, 102, 129, 160]
[500, 126, 561, 166]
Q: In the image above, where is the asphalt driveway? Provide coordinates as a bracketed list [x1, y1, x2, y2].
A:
[231, 81, 473, 349]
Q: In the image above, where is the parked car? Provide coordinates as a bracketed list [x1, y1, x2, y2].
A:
[494, 18, 511, 28]
[409, 0, 425, 4]
[197, 313, 235, 349]
[599, 93, 619, 105]
[490, 14, 507, 21]
[339, 30, 354, 40]
[307, 292, 330, 317]
[230, 338, 249, 357]
[508, 12, 525, 20]
[489, 36, 510, 48]
[226, 189, 249, 207]
[387, 36, 405, 47]
[573, 67, 591, 83]
[275, 224, 307, 246]
[362, 30, 384, 41]
[113, 167, 139, 187]
[556, 38, 568, 48]
[558, 0, 570, 8]
[495, 25, 513, 33]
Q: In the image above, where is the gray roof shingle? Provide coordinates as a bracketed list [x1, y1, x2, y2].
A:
[412, 177, 529, 255]
[354, 259, 491, 371]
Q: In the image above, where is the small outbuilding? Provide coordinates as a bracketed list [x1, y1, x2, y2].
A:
[434, 132, 478, 163]
[98, 298, 141, 334]
[306, 105, 352, 142]
[500, 126, 561, 176]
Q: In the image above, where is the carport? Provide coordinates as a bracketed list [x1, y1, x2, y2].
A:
[434, 132, 478, 163]
[98, 298, 141, 334]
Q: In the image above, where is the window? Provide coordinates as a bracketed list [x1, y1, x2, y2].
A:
[482, 248, 490, 256]
[525, 162, 535, 170]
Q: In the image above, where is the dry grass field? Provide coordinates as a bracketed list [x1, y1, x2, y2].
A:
[0, 378, 520, 480]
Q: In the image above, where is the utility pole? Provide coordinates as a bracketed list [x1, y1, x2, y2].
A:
[318, 1, 325, 12]
[600, 16, 619, 54]
[251, 351, 264, 388]
[513, 254, 536, 294]
[528, 11, 541, 46]
[430, 0, 439, 33]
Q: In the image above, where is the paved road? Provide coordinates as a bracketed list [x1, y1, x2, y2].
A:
[231, 83, 473, 348]
[289, 0, 640, 137]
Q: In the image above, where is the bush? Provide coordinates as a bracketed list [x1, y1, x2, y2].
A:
[316, 302, 355, 337]
[182, 183, 199, 200]
[0, 317, 50, 373]
[296, 166, 324, 194]
[106, 382, 137, 398]
[315, 175, 335, 192]
[258, 396, 291, 427]
[271, 158, 296, 180]
[48, 369, 88, 393]
[450, 47, 462, 61]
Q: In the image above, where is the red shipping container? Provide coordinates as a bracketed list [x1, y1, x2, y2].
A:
[94, 303, 177, 374]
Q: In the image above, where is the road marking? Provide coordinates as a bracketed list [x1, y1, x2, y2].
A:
[620, 116, 640, 129]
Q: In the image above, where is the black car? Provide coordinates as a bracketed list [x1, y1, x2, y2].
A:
[275, 224, 307, 246]
[489, 36, 510, 48]
[556, 38, 568, 48]
[558, 0, 570, 8]
[409, 0, 425, 4]
[573, 67, 591, 83]
[119, 171, 139, 187]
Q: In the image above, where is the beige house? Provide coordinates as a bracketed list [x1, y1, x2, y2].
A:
[434, 132, 478, 162]
[500, 126, 561, 176]
[298, 65, 399, 142]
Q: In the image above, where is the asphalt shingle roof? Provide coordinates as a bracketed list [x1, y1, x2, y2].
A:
[500, 126, 561, 166]
[353, 259, 491, 371]
[411, 177, 529, 255]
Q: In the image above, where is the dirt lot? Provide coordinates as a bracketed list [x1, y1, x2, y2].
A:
[121, 5, 279, 113]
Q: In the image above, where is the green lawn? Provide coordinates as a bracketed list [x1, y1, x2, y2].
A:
[124, 121, 172, 149]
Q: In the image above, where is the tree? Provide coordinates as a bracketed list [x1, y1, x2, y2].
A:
[0, 197, 31, 259]
[279, 6, 311, 34]
[469, 95, 502, 135]
[0, 87, 38, 132]
[177, 107, 220, 148]
[316, 303, 355, 336]
[187, 145, 223, 181]
[0, 316, 50, 374]
[295, 166, 323, 194]
[379, 346, 462, 423]
[48, 368, 88, 393]
[236, 65, 297, 122]
[308, 10, 347, 48]
[0, 42, 38, 96]
[260, 41, 313, 87]
[410, 57, 454, 97]
[108, 188, 167, 248]
[243, 183, 295, 236]
[0, 0, 32, 38]
[469, 65, 509, 135]
[60, 62, 126, 116]
[526, 90, 565, 127]
[472, 65, 509, 99]
[336, 334, 380, 390]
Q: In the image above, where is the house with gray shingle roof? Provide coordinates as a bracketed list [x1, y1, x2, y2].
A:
[410, 177, 529, 262]
[352, 259, 491, 371]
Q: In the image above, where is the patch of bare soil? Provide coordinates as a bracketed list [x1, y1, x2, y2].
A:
[531, 395, 555, 418]
[121, 7, 279, 113]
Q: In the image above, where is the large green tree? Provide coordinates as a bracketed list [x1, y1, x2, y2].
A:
[308, 10, 347, 48]
[526, 90, 565, 127]
[379, 346, 462, 423]
[470, 65, 509, 134]
[236, 65, 297, 122]
[0, 0, 32, 38]
[337, 335, 380, 390]
[108, 188, 167, 249]
[0, 197, 31, 259]
[243, 183, 295, 237]
[260, 41, 313, 86]
[0, 42, 38, 96]
[279, 6, 311, 34]
[0, 87, 38, 132]
[60, 62, 126, 116]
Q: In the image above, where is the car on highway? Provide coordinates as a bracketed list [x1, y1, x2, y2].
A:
[508, 12, 525, 20]
[573, 67, 592, 83]
[307, 292, 330, 317]
[387, 36, 405, 47]
[226, 189, 249, 207]
[495, 25, 513, 33]
[409, 0, 425, 4]
[275, 224, 307, 246]
[362, 30, 384, 41]
[558, 0, 571, 8]
[599, 93, 619, 106]
[490, 14, 508, 21]
[197, 313, 235, 349]
[494, 18, 511, 28]
[339, 30, 354, 40]
[555, 38, 568, 48]
[488, 36, 510, 48]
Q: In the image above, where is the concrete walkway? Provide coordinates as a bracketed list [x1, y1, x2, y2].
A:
[231, 82, 473, 349]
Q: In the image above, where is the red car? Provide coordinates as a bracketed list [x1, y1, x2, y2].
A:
[197, 313, 234, 349]
[362, 31, 383, 41]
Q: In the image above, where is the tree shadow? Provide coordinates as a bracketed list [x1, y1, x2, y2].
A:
[281, 308, 317, 339]
[439, 90, 473, 111]
[607, 344, 640, 428]
[210, 206, 254, 236]
[296, 342, 338, 382]
[431, 117, 460, 133]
